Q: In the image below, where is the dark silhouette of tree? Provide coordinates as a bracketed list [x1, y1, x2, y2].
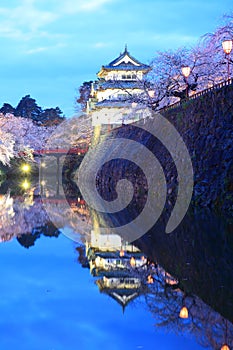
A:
[6, 95, 66, 125]
[76, 245, 90, 268]
[40, 107, 64, 126]
[15, 95, 42, 120]
[0, 103, 15, 115]
[76, 81, 92, 111]
[17, 231, 40, 248]
[17, 223, 61, 248]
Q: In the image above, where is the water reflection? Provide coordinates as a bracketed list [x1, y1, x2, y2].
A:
[0, 178, 232, 350]
[84, 228, 148, 311]
[78, 215, 233, 350]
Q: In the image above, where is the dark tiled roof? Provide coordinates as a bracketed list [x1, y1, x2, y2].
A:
[103, 47, 150, 71]
[95, 100, 132, 108]
[97, 80, 144, 90]
[103, 63, 150, 71]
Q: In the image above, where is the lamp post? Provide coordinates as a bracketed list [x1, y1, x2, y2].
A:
[181, 66, 191, 98]
[222, 39, 233, 80]
[221, 345, 230, 350]
[179, 306, 189, 319]
[221, 320, 231, 350]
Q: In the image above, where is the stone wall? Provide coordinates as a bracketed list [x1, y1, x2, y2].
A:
[162, 84, 233, 214]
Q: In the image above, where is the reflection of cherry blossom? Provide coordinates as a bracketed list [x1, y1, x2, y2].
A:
[0, 192, 49, 242]
[0, 187, 91, 244]
[41, 200, 91, 243]
[0, 193, 15, 235]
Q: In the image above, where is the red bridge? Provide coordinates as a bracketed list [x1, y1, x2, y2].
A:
[33, 147, 89, 156]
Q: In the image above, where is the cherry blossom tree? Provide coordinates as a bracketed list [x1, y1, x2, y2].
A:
[0, 129, 15, 165]
[0, 113, 57, 161]
[45, 114, 92, 149]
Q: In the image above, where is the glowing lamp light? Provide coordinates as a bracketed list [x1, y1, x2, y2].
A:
[181, 66, 191, 78]
[120, 250, 124, 257]
[21, 179, 30, 190]
[148, 90, 155, 98]
[221, 345, 230, 350]
[130, 257, 136, 267]
[179, 306, 189, 319]
[21, 163, 31, 173]
[147, 275, 154, 284]
[222, 40, 233, 55]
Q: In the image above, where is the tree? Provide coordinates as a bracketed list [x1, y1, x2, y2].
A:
[76, 81, 92, 111]
[0, 103, 15, 115]
[148, 13, 233, 107]
[15, 95, 42, 121]
[40, 107, 64, 126]
[0, 129, 15, 165]
[199, 13, 233, 82]
[0, 113, 56, 156]
[46, 114, 92, 149]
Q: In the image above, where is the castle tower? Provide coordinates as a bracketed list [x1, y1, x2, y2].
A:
[87, 46, 152, 132]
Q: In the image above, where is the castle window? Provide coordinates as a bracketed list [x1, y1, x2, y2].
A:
[122, 74, 137, 80]
[118, 94, 126, 99]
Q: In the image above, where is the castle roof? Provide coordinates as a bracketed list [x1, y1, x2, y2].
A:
[98, 46, 150, 76]
[96, 279, 141, 310]
[95, 100, 133, 108]
[97, 80, 144, 90]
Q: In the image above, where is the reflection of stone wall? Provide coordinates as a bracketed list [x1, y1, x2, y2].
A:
[137, 209, 233, 324]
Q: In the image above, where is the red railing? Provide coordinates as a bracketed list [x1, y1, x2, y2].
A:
[33, 147, 88, 156]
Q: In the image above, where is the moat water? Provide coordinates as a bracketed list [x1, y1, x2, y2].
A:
[0, 177, 232, 350]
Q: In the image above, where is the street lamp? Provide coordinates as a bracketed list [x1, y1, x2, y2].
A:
[130, 257, 136, 267]
[221, 345, 230, 350]
[179, 306, 189, 319]
[21, 179, 31, 190]
[221, 320, 231, 350]
[181, 66, 191, 98]
[222, 39, 233, 80]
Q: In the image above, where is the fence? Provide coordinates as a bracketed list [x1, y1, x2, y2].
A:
[162, 78, 233, 112]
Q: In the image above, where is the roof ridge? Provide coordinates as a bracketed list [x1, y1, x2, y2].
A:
[105, 47, 147, 68]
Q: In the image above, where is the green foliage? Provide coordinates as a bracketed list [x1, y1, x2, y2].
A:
[0, 95, 64, 126]
[40, 107, 64, 126]
[76, 81, 92, 111]
[15, 95, 42, 120]
[0, 103, 15, 115]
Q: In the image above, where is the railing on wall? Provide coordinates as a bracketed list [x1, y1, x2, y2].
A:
[162, 78, 233, 112]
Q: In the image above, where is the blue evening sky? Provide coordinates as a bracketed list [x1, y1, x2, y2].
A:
[0, 0, 232, 116]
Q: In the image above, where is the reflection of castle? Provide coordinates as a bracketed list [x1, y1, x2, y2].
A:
[85, 228, 148, 311]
